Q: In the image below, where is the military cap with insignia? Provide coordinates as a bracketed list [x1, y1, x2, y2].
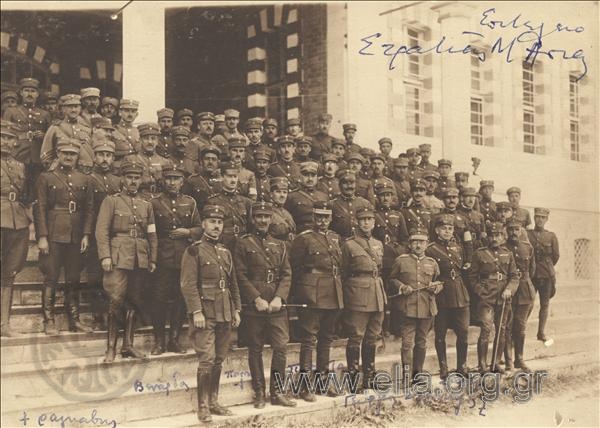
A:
[286, 118, 301, 127]
[162, 163, 185, 178]
[331, 138, 346, 148]
[56, 138, 81, 153]
[220, 160, 240, 174]
[1, 120, 19, 138]
[435, 214, 455, 227]
[1, 91, 18, 102]
[378, 137, 392, 146]
[252, 201, 273, 216]
[300, 161, 319, 175]
[313, 200, 332, 215]
[487, 221, 505, 234]
[200, 144, 221, 158]
[423, 170, 440, 180]
[322, 153, 338, 164]
[19, 78, 40, 89]
[438, 158, 452, 167]
[336, 168, 356, 182]
[101, 97, 119, 108]
[534, 207, 550, 217]
[228, 135, 246, 148]
[119, 99, 139, 109]
[317, 113, 333, 122]
[479, 179, 494, 189]
[276, 135, 295, 146]
[409, 227, 429, 240]
[343, 123, 357, 132]
[92, 137, 116, 153]
[138, 122, 161, 136]
[406, 147, 419, 156]
[419, 143, 431, 151]
[345, 152, 365, 164]
[171, 125, 191, 137]
[460, 187, 478, 197]
[506, 186, 521, 195]
[496, 201, 512, 211]
[157, 108, 175, 119]
[60, 94, 81, 106]
[120, 159, 144, 175]
[394, 158, 409, 167]
[203, 204, 226, 219]
[374, 181, 394, 195]
[410, 178, 427, 191]
[253, 149, 271, 162]
[295, 135, 313, 146]
[245, 117, 262, 130]
[370, 152, 386, 163]
[444, 187, 460, 197]
[506, 219, 522, 229]
[224, 109, 240, 118]
[356, 206, 375, 219]
[80, 87, 100, 98]
[176, 108, 193, 119]
[270, 177, 289, 191]
[214, 114, 225, 123]
[196, 112, 215, 122]
[454, 171, 469, 180]
[360, 147, 376, 158]
[263, 118, 278, 128]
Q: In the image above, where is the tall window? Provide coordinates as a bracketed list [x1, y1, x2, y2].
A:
[405, 84, 422, 135]
[407, 28, 420, 78]
[574, 238, 592, 279]
[522, 61, 537, 153]
[569, 74, 581, 161]
[471, 97, 483, 145]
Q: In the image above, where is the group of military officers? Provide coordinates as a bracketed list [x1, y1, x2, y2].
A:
[1, 78, 561, 423]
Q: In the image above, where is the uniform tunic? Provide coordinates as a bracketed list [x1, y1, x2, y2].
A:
[207, 191, 253, 249]
[284, 188, 329, 232]
[425, 240, 469, 308]
[267, 159, 302, 191]
[3, 104, 51, 164]
[389, 253, 440, 318]
[316, 176, 340, 200]
[183, 171, 222, 209]
[331, 195, 373, 238]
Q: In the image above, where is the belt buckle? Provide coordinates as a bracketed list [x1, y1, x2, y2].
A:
[288, 232, 294, 242]
[332, 265, 338, 277]
[497, 272, 504, 281]
[129, 229, 138, 238]
[8, 192, 17, 202]
[516, 270, 522, 279]
[372, 269, 378, 278]
[450, 269, 457, 280]
[150, 184, 157, 194]
[68, 201, 77, 213]
[384, 235, 391, 245]
[266, 271, 274, 283]
[233, 224, 240, 235]
[219, 279, 226, 289]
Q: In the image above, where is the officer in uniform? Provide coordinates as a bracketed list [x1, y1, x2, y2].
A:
[234, 201, 297, 408]
[403, 178, 433, 234]
[359, 148, 375, 180]
[262, 118, 279, 152]
[244, 118, 273, 172]
[331, 138, 348, 167]
[156, 108, 174, 158]
[316, 153, 341, 200]
[95, 159, 158, 362]
[310, 113, 334, 160]
[506, 187, 531, 229]
[2, 78, 51, 197]
[331, 169, 373, 239]
[100, 97, 119, 124]
[87, 138, 122, 330]
[378, 138, 394, 177]
[1, 91, 19, 114]
[124, 122, 170, 200]
[113, 99, 140, 161]
[168, 125, 198, 176]
[188, 112, 216, 163]
[223, 109, 244, 141]
[436, 159, 454, 199]
[228, 135, 257, 200]
[268, 177, 296, 246]
[391, 158, 411, 208]
[208, 162, 253, 250]
[284, 161, 328, 233]
[341, 207, 386, 391]
[458, 187, 486, 248]
[183, 145, 222, 208]
[150, 164, 202, 355]
[504, 219, 536, 371]
[389, 228, 441, 382]
[527, 208, 559, 344]
[290, 201, 344, 400]
[1, 121, 31, 336]
[34, 138, 94, 335]
[342, 123, 362, 153]
[370, 153, 399, 207]
[422, 170, 445, 214]
[268, 135, 302, 191]
[425, 215, 469, 378]
[254, 149, 272, 202]
[406, 148, 424, 182]
[345, 152, 375, 204]
[432, 188, 474, 265]
[80, 87, 102, 128]
[479, 180, 497, 223]
[293, 135, 312, 163]
[176, 108, 194, 132]
[468, 222, 519, 373]
[285, 118, 303, 138]
[418, 144, 436, 172]
[181, 204, 242, 422]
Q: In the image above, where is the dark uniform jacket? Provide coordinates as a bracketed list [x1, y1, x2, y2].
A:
[88, 167, 121, 216]
[208, 190, 253, 248]
[467, 245, 519, 304]
[284, 187, 328, 232]
[431, 209, 474, 263]
[512, 206, 531, 228]
[425, 239, 469, 308]
[157, 130, 173, 158]
[310, 132, 334, 160]
[527, 228, 559, 279]
[33, 166, 94, 243]
[355, 176, 375, 205]
[168, 151, 198, 177]
[373, 206, 409, 247]
[402, 204, 432, 236]
[458, 204, 486, 248]
[180, 236, 241, 322]
[506, 239, 536, 305]
[255, 173, 271, 202]
[95, 191, 158, 270]
[290, 229, 344, 309]
[124, 152, 171, 197]
[269, 205, 296, 244]
[3, 104, 51, 164]
[151, 192, 202, 267]
[40, 117, 92, 168]
[389, 253, 440, 318]
[331, 195, 373, 238]
[316, 176, 340, 200]
[1, 155, 30, 229]
[479, 198, 497, 223]
[268, 158, 302, 191]
[341, 234, 387, 312]
[113, 123, 140, 157]
[392, 177, 411, 208]
[234, 231, 292, 315]
[183, 170, 222, 208]
[244, 142, 275, 172]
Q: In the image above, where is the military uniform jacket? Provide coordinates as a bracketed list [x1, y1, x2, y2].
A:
[157, 130, 173, 158]
[269, 205, 296, 244]
[392, 178, 411, 208]
[208, 191, 252, 242]
[95, 191, 158, 270]
[341, 234, 387, 312]
[233, 232, 292, 315]
[40, 117, 92, 167]
[458, 205, 486, 246]
[389, 253, 440, 318]
[479, 198, 497, 223]
[151, 192, 202, 266]
[373, 206, 409, 246]
[506, 239, 536, 305]
[290, 229, 344, 309]
[408, 166, 424, 182]
[467, 245, 519, 305]
[316, 176, 340, 200]
[310, 132, 334, 160]
[124, 152, 170, 195]
[331, 195, 373, 238]
[180, 237, 241, 322]
[513, 206, 532, 228]
[268, 158, 302, 191]
[527, 228, 559, 279]
[113, 123, 140, 157]
[255, 173, 271, 202]
[88, 167, 122, 216]
[1, 155, 30, 229]
[183, 171, 222, 208]
[425, 240, 469, 308]
[402, 204, 432, 235]
[284, 187, 329, 232]
[3, 104, 51, 164]
[355, 176, 375, 205]
[33, 166, 94, 243]
[244, 142, 275, 172]
[236, 166, 258, 200]
[168, 152, 198, 177]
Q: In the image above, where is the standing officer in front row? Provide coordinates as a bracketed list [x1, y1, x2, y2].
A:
[234, 201, 297, 409]
[290, 201, 344, 401]
[180, 204, 241, 423]
[341, 207, 386, 391]
[95, 159, 158, 362]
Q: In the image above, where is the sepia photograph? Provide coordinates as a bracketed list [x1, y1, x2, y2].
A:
[0, 1, 598, 427]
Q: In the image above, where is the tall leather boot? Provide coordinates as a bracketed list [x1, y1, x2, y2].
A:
[477, 340, 489, 374]
[316, 341, 338, 397]
[1, 286, 17, 337]
[167, 300, 187, 354]
[121, 309, 146, 359]
[537, 304, 549, 341]
[209, 365, 233, 415]
[248, 351, 266, 408]
[401, 346, 413, 386]
[298, 343, 316, 401]
[103, 311, 119, 363]
[361, 343, 376, 390]
[412, 347, 427, 382]
[513, 334, 530, 371]
[434, 339, 448, 380]
[270, 348, 296, 407]
[504, 335, 514, 370]
[42, 285, 58, 335]
[150, 304, 166, 355]
[456, 341, 469, 376]
[66, 286, 93, 333]
[346, 346, 362, 394]
[196, 368, 212, 423]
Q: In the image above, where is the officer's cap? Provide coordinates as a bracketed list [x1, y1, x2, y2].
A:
[322, 153, 338, 164]
[506, 186, 521, 195]
[410, 178, 427, 191]
[224, 109, 240, 119]
[197, 112, 215, 122]
[336, 168, 356, 182]
[534, 207, 550, 217]
[171, 126, 191, 137]
[252, 201, 273, 216]
[295, 136, 313, 146]
[200, 145, 221, 158]
[356, 207, 375, 220]
[454, 172, 469, 180]
[435, 214, 455, 227]
[120, 159, 144, 176]
[263, 118, 278, 128]
[444, 187, 460, 198]
[496, 201, 512, 211]
[203, 204, 226, 220]
[394, 158, 409, 167]
[0, 120, 19, 138]
[286, 118, 301, 127]
[138, 122, 161, 136]
[506, 219, 522, 229]
[487, 222, 505, 235]
[276, 135, 295, 146]
[313, 201, 332, 216]
[409, 227, 429, 241]
[101, 97, 119, 108]
[162, 163, 185, 178]
[317, 113, 332, 122]
[92, 116, 114, 130]
[19, 78, 39, 89]
[423, 170, 440, 180]
[60, 94, 81, 106]
[370, 153, 386, 163]
[1, 91, 18, 102]
[228, 136, 246, 148]
[406, 147, 420, 156]
[214, 114, 225, 123]
[176, 108, 193, 119]
[479, 180, 494, 189]
[343, 123, 357, 132]
[345, 152, 365, 165]
[92, 137, 116, 153]
[157, 108, 175, 119]
[44, 92, 59, 102]
[331, 138, 346, 148]
[300, 161, 319, 175]
[220, 161, 240, 175]
[253, 149, 271, 162]
[119, 99, 139, 109]
[460, 187, 478, 197]
[359, 147, 375, 159]
[378, 137, 392, 146]
[270, 177, 289, 191]
[419, 143, 432, 151]
[80, 87, 100, 99]
[245, 117, 262, 130]
[56, 138, 81, 153]
[438, 158, 452, 167]
[375, 181, 394, 196]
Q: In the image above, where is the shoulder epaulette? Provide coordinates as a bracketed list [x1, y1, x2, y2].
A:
[298, 229, 312, 236]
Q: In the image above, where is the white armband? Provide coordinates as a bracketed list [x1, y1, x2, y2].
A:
[147, 224, 156, 233]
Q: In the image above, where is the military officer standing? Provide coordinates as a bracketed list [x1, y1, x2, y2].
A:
[34, 138, 94, 335]
[406, 148, 424, 182]
[234, 201, 297, 408]
[432, 188, 474, 265]
[228, 136, 257, 200]
[1, 121, 31, 336]
[331, 169, 373, 239]
[150, 165, 202, 355]
[180, 204, 241, 422]
[100, 97, 119, 124]
[168, 125, 198, 176]
[436, 159, 454, 199]
[183, 145, 222, 208]
[389, 228, 441, 382]
[507, 187, 531, 229]
[459, 187, 487, 249]
[113, 99, 140, 160]
[244, 118, 273, 172]
[391, 158, 411, 207]
[187, 112, 216, 162]
[79, 87, 102, 128]
[290, 201, 344, 400]
[95, 159, 158, 362]
[285, 118, 303, 138]
[176, 108, 194, 132]
[479, 180, 497, 223]
[403, 179, 433, 234]
[317, 154, 341, 200]
[345, 152, 375, 204]
[468, 222, 519, 373]
[254, 149, 272, 202]
[370, 153, 399, 207]
[342, 123, 362, 153]
[268, 135, 302, 191]
[223, 109, 244, 141]
[425, 215, 470, 378]
[378, 138, 394, 177]
[284, 161, 328, 233]
[527, 208, 559, 344]
[262, 118, 279, 151]
[1, 91, 18, 114]
[418, 144, 436, 172]
[310, 113, 334, 161]
[294, 136, 313, 163]
[422, 170, 445, 214]
[156, 108, 175, 158]
[268, 177, 296, 245]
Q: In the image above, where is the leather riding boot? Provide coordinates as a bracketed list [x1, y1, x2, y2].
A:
[167, 301, 187, 354]
[346, 346, 362, 394]
[150, 306, 166, 356]
[121, 309, 146, 359]
[401, 347, 413, 386]
[361, 344, 376, 390]
[42, 285, 58, 335]
[412, 347, 427, 382]
[103, 311, 119, 363]
[316, 341, 338, 396]
[537, 304, 548, 341]
[196, 368, 212, 423]
[456, 341, 469, 376]
[1, 286, 17, 337]
[270, 348, 297, 407]
[249, 352, 266, 408]
[514, 335, 530, 371]
[434, 339, 448, 380]
[66, 286, 93, 333]
[209, 365, 233, 415]
[298, 344, 316, 401]
[504, 333, 514, 370]
[477, 341, 489, 374]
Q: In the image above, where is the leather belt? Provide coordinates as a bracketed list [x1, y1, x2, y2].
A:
[114, 230, 145, 239]
[309, 266, 339, 277]
[351, 270, 378, 278]
[51, 201, 77, 213]
[483, 272, 504, 281]
[1, 192, 18, 202]
[202, 279, 227, 289]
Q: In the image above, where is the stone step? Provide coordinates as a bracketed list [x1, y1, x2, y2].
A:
[1, 330, 597, 424]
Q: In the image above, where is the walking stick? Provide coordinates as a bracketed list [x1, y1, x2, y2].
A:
[490, 298, 507, 372]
